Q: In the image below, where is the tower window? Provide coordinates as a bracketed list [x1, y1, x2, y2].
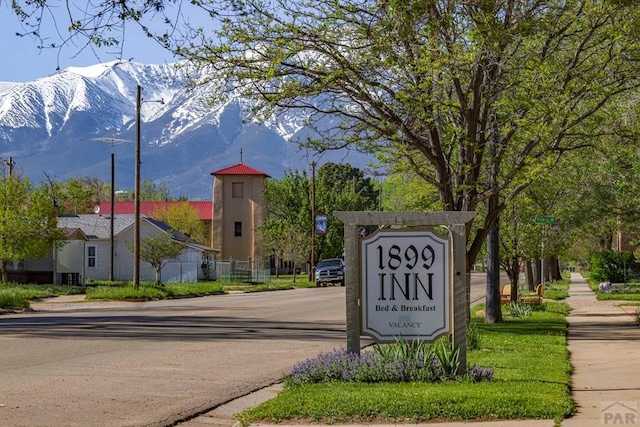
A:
[234, 221, 242, 237]
[232, 182, 244, 198]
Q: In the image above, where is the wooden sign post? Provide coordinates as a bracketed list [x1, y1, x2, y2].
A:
[333, 211, 475, 372]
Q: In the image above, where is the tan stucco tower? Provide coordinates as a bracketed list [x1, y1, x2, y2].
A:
[211, 163, 269, 263]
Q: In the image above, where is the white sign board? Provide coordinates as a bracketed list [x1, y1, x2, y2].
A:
[361, 229, 450, 342]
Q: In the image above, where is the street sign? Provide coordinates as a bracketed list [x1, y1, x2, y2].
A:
[534, 215, 557, 225]
[315, 214, 327, 235]
[360, 229, 450, 342]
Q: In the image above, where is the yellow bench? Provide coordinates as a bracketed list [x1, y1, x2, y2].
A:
[519, 284, 544, 305]
[500, 285, 513, 305]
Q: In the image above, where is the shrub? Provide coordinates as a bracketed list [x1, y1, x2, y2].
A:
[433, 338, 460, 378]
[0, 289, 32, 309]
[287, 337, 493, 386]
[509, 301, 532, 317]
[590, 250, 638, 283]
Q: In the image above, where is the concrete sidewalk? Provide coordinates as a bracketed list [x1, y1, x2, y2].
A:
[170, 274, 640, 426]
[563, 272, 640, 426]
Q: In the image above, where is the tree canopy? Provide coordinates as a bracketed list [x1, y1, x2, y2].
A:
[0, 173, 66, 282]
[175, 0, 640, 268]
[129, 232, 185, 285]
[259, 163, 378, 266]
[151, 201, 208, 245]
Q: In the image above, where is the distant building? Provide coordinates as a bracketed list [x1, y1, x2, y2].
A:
[97, 201, 212, 245]
[98, 162, 270, 265]
[55, 214, 218, 284]
[9, 162, 269, 284]
[210, 163, 269, 264]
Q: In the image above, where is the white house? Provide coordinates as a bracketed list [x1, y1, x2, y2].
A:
[55, 214, 219, 284]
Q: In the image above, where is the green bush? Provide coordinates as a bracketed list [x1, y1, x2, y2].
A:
[509, 301, 532, 317]
[590, 250, 637, 282]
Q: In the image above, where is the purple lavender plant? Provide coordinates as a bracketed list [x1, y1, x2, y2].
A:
[288, 343, 494, 386]
[467, 364, 494, 382]
[599, 281, 612, 292]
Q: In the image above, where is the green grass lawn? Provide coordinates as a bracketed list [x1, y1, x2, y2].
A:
[0, 283, 85, 309]
[236, 302, 574, 426]
[0, 276, 317, 309]
[542, 281, 570, 300]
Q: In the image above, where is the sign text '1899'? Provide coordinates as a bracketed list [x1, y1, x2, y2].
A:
[377, 244, 435, 271]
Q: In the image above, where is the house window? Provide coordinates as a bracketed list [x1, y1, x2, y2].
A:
[232, 182, 244, 198]
[234, 221, 242, 237]
[7, 260, 25, 271]
[87, 246, 97, 268]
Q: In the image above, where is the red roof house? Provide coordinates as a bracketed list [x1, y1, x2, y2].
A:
[97, 201, 212, 221]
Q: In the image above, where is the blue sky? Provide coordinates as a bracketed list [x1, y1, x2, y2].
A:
[0, 3, 183, 82]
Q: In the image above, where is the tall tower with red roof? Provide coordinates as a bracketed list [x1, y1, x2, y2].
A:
[210, 162, 270, 263]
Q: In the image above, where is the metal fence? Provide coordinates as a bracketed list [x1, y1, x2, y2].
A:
[200, 259, 271, 283]
[160, 259, 271, 283]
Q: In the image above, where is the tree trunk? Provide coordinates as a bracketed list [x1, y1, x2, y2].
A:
[1, 259, 7, 283]
[525, 261, 534, 291]
[504, 261, 520, 288]
[551, 255, 562, 281]
[485, 214, 503, 323]
[292, 261, 297, 283]
[543, 258, 550, 284]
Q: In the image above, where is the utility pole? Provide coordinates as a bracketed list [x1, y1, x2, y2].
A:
[110, 149, 115, 281]
[310, 161, 316, 281]
[133, 86, 164, 289]
[134, 85, 142, 289]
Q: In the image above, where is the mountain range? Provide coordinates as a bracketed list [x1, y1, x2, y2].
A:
[0, 61, 371, 199]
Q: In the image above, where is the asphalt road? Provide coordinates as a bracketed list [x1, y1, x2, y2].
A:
[0, 274, 495, 427]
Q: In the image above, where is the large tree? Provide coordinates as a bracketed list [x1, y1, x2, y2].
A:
[162, 1, 639, 264]
[151, 202, 208, 245]
[315, 163, 379, 259]
[259, 163, 378, 269]
[259, 169, 312, 268]
[0, 173, 66, 283]
[167, 0, 640, 322]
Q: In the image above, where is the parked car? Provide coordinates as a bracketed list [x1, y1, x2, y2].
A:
[314, 258, 345, 287]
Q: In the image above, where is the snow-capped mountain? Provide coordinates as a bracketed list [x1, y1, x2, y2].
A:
[0, 61, 371, 199]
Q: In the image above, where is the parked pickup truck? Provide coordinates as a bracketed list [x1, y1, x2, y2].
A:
[314, 258, 345, 287]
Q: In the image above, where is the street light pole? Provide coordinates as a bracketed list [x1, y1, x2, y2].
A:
[94, 138, 131, 282]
